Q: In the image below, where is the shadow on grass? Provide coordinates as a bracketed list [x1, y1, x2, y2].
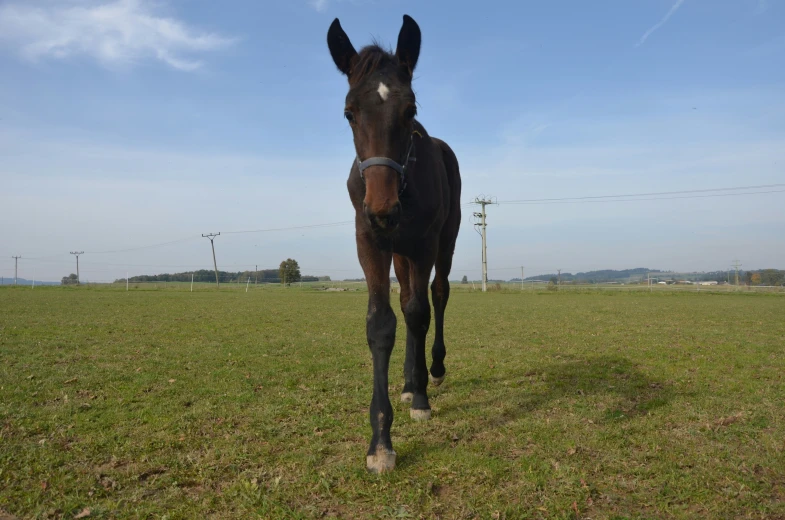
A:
[395, 354, 674, 468]
[455, 354, 672, 423]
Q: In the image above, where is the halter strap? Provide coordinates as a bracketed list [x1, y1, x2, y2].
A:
[357, 157, 406, 175]
[356, 131, 420, 195]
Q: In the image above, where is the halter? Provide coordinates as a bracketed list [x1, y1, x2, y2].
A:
[356, 131, 421, 195]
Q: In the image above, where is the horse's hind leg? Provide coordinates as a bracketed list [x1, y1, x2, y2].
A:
[394, 252, 436, 420]
[430, 139, 461, 386]
[429, 249, 453, 386]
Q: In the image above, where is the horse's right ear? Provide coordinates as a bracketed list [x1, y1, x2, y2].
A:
[327, 18, 357, 77]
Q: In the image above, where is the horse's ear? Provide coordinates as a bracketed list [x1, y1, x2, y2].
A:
[327, 18, 357, 77]
[395, 14, 421, 77]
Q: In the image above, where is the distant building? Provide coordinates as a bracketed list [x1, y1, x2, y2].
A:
[698, 281, 718, 286]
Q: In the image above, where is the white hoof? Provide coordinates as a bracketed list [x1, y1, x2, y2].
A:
[366, 447, 396, 474]
[410, 408, 431, 421]
[400, 392, 414, 403]
[429, 374, 445, 387]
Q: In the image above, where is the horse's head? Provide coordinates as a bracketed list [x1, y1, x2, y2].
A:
[327, 15, 421, 232]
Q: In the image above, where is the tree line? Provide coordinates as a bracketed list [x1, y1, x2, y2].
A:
[112, 259, 330, 284]
[518, 268, 784, 286]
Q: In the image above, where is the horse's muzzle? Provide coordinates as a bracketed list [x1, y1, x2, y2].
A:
[365, 202, 402, 232]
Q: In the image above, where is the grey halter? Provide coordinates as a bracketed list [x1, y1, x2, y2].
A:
[356, 131, 419, 195]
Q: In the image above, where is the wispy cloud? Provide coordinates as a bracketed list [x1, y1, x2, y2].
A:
[309, 0, 329, 12]
[754, 0, 769, 15]
[0, 0, 236, 71]
[308, 0, 376, 13]
[635, 0, 687, 47]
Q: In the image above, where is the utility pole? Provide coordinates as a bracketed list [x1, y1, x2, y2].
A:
[70, 251, 84, 285]
[520, 266, 524, 291]
[202, 233, 221, 288]
[557, 269, 561, 289]
[12, 256, 20, 285]
[473, 196, 496, 292]
[731, 259, 742, 287]
[255, 264, 258, 287]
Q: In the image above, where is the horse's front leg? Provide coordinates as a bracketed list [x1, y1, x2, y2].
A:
[358, 233, 397, 473]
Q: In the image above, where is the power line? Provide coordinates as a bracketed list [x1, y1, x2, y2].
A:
[6, 184, 783, 271]
[497, 189, 785, 205]
[20, 253, 70, 262]
[222, 221, 354, 235]
[467, 183, 785, 206]
[16, 220, 355, 261]
[84, 236, 202, 255]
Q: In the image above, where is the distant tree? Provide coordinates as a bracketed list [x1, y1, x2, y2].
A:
[461, 275, 468, 284]
[278, 258, 301, 285]
[744, 271, 753, 286]
[751, 273, 761, 285]
[760, 269, 784, 286]
[61, 273, 78, 285]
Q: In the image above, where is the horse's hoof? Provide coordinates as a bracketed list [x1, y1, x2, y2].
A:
[400, 392, 413, 403]
[410, 408, 431, 421]
[366, 447, 396, 474]
[429, 374, 445, 387]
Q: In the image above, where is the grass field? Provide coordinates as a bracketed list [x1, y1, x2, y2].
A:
[1, 286, 784, 519]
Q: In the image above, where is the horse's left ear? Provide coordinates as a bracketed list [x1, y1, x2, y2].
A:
[395, 14, 421, 77]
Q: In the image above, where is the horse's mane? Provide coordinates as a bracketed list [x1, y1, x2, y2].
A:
[351, 42, 397, 85]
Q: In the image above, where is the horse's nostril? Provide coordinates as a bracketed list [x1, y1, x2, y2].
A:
[372, 213, 400, 230]
[365, 202, 402, 231]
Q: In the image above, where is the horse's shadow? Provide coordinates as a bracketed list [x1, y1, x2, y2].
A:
[459, 354, 672, 422]
[397, 354, 674, 467]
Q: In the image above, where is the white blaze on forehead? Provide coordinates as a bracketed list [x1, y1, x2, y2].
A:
[377, 82, 390, 101]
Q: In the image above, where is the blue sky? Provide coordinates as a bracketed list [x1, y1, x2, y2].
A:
[1, 0, 783, 283]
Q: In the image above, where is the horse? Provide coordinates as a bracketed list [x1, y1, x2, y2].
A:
[327, 14, 462, 473]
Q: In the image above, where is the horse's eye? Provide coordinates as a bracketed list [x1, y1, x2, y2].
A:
[344, 110, 355, 123]
[404, 105, 417, 120]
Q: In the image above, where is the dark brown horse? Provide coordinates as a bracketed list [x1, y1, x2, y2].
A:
[327, 14, 462, 473]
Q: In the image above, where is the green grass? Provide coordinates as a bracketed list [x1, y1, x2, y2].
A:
[1, 286, 784, 519]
